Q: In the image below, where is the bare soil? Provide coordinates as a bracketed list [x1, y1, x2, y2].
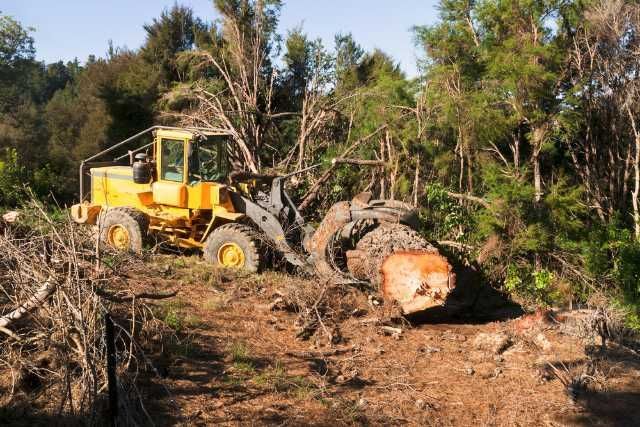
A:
[3, 254, 640, 426]
[134, 256, 640, 426]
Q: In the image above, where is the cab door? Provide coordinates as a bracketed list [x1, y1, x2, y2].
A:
[152, 137, 189, 208]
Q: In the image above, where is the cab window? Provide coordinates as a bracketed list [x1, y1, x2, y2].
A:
[188, 137, 228, 183]
[161, 139, 185, 182]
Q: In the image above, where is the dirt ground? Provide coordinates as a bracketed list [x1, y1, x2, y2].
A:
[2, 253, 639, 426]
[127, 256, 640, 427]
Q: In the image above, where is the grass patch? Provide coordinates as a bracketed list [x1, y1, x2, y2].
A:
[202, 295, 229, 311]
[322, 398, 368, 424]
[172, 257, 187, 269]
[224, 344, 318, 398]
[165, 310, 201, 332]
[253, 360, 317, 399]
[253, 360, 286, 389]
[164, 307, 182, 331]
[165, 334, 198, 358]
[150, 254, 264, 290]
[229, 341, 255, 374]
[160, 256, 226, 288]
[154, 298, 202, 332]
[184, 313, 203, 328]
[99, 252, 132, 270]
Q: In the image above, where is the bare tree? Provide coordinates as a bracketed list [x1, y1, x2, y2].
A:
[179, 0, 282, 172]
[292, 39, 335, 170]
[565, 0, 640, 235]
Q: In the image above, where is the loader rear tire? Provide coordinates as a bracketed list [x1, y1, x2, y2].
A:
[98, 207, 148, 253]
[203, 224, 261, 273]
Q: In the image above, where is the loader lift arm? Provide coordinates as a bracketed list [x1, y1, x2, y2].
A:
[227, 165, 321, 269]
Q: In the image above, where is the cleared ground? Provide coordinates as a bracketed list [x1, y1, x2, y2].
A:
[1, 251, 639, 426]
[129, 256, 640, 426]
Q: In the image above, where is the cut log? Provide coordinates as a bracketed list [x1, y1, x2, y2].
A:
[346, 223, 455, 314]
[381, 251, 455, 314]
[346, 223, 439, 284]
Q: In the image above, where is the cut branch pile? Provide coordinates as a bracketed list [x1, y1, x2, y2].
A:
[0, 204, 171, 424]
[272, 278, 365, 344]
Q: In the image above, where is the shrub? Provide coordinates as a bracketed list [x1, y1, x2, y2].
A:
[0, 148, 26, 206]
[584, 223, 640, 328]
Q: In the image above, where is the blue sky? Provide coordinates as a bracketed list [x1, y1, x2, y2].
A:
[3, 0, 439, 77]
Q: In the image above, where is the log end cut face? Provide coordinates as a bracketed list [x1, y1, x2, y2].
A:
[380, 250, 456, 314]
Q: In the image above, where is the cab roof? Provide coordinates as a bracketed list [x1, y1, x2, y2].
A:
[155, 127, 229, 140]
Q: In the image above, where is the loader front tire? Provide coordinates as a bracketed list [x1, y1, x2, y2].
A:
[203, 224, 261, 273]
[98, 207, 148, 253]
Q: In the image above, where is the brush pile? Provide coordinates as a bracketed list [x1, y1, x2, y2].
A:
[0, 203, 173, 425]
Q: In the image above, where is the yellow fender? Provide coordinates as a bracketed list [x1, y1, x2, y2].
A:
[200, 209, 246, 243]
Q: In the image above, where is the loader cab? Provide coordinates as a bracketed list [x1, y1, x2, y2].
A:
[154, 129, 229, 185]
[152, 129, 232, 209]
[187, 135, 229, 184]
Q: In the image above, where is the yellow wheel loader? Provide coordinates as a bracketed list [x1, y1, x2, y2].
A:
[71, 126, 455, 314]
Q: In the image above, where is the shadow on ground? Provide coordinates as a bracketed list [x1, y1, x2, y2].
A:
[409, 262, 524, 325]
[570, 390, 640, 427]
[1, 406, 91, 427]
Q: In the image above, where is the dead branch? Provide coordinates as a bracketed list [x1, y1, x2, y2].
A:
[0, 325, 21, 341]
[94, 289, 179, 303]
[446, 191, 491, 209]
[298, 125, 388, 211]
[0, 202, 168, 422]
[0, 277, 57, 329]
[331, 158, 385, 166]
[437, 240, 475, 251]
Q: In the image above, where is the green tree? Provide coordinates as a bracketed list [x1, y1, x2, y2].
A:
[477, 0, 564, 203]
[0, 14, 34, 67]
[414, 0, 487, 193]
[142, 4, 208, 86]
[334, 32, 364, 89]
[413, 0, 590, 306]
